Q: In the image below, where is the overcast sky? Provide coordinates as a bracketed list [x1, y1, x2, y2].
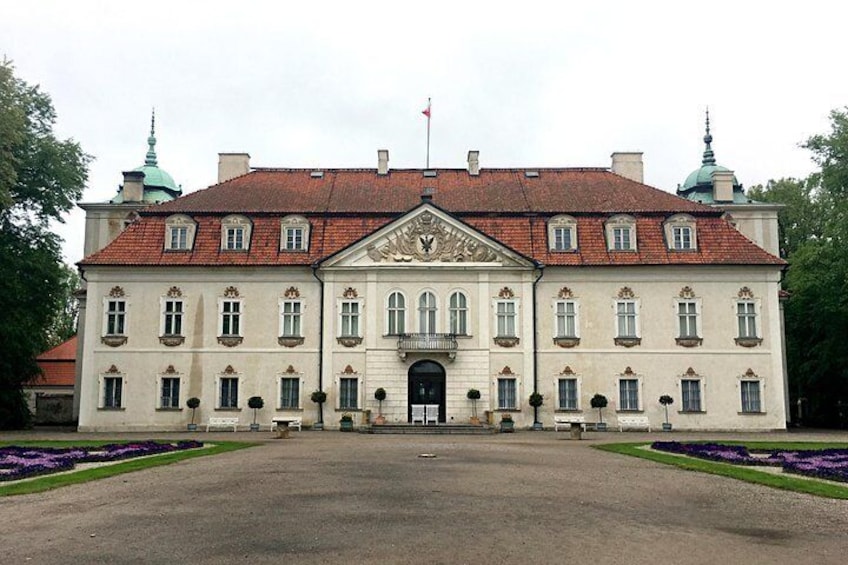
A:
[4, 0, 846, 264]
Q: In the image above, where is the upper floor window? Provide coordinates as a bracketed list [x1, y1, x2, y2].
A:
[340, 300, 361, 338]
[218, 287, 244, 347]
[163, 299, 183, 335]
[106, 299, 126, 336]
[164, 214, 196, 251]
[548, 215, 577, 252]
[678, 301, 698, 337]
[605, 215, 637, 251]
[221, 215, 251, 251]
[418, 291, 437, 334]
[387, 291, 406, 335]
[664, 214, 697, 251]
[280, 215, 310, 252]
[449, 291, 468, 335]
[280, 300, 302, 337]
[496, 300, 517, 338]
[613, 287, 640, 347]
[555, 300, 578, 338]
[735, 287, 762, 347]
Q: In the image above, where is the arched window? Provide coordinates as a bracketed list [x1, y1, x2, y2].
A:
[418, 291, 437, 334]
[449, 291, 468, 335]
[387, 291, 406, 335]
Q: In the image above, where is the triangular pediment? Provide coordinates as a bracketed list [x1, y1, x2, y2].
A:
[321, 204, 535, 269]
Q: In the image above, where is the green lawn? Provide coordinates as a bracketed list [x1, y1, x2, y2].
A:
[596, 441, 848, 499]
[0, 440, 256, 497]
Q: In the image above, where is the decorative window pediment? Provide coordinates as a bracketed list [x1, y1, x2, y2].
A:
[548, 215, 578, 252]
[605, 215, 637, 252]
[280, 215, 310, 252]
[664, 214, 697, 251]
[164, 214, 197, 251]
[221, 215, 252, 251]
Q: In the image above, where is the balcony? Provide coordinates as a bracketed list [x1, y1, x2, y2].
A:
[397, 333, 458, 361]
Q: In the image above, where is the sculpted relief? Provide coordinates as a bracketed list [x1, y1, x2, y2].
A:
[367, 212, 499, 263]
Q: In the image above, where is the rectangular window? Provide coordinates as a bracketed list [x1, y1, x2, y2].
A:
[673, 226, 692, 250]
[220, 377, 238, 408]
[737, 302, 757, 338]
[616, 300, 637, 337]
[225, 227, 245, 250]
[285, 227, 304, 251]
[558, 378, 578, 410]
[103, 376, 123, 408]
[496, 301, 516, 337]
[681, 379, 702, 412]
[619, 379, 639, 411]
[613, 227, 631, 250]
[677, 301, 698, 338]
[221, 300, 241, 336]
[340, 377, 358, 410]
[160, 377, 180, 409]
[281, 300, 301, 337]
[340, 301, 360, 337]
[555, 300, 577, 338]
[106, 300, 126, 335]
[163, 300, 183, 336]
[498, 378, 517, 410]
[170, 226, 188, 250]
[740, 380, 761, 413]
[279, 377, 300, 409]
[553, 227, 573, 251]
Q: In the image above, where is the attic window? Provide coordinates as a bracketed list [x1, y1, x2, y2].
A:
[525, 171, 540, 178]
[164, 214, 197, 251]
[221, 215, 252, 251]
[605, 215, 637, 252]
[423, 170, 437, 178]
[548, 215, 577, 252]
[280, 215, 311, 252]
[664, 214, 697, 251]
[310, 171, 324, 179]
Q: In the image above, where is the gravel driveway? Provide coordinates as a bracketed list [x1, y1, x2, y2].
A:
[1, 430, 847, 564]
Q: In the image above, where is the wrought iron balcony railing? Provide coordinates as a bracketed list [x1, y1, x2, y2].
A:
[397, 333, 458, 361]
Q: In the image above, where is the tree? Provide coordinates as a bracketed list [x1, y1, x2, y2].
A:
[0, 59, 89, 429]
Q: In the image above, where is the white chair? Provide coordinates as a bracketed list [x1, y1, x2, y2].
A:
[411, 404, 425, 424]
[425, 404, 439, 426]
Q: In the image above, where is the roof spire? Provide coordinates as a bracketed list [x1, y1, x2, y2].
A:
[145, 108, 158, 167]
[701, 107, 716, 166]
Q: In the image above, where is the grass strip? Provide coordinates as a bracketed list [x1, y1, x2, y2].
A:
[0, 440, 256, 497]
[596, 442, 848, 500]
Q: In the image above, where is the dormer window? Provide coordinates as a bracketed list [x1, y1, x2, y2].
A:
[164, 214, 196, 251]
[605, 215, 637, 251]
[221, 215, 251, 251]
[280, 215, 310, 252]
[664, 214, 697, 251]
[548, 215, 577, 252]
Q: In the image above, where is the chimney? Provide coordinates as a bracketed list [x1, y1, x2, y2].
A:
[712, 170, 735, 202]
[121, 171, 145, 203]
[377, 149, 389, 175]
[218, 153, 250, 183]
[467, 150, 480, 176]
[610, 152, 644, 183]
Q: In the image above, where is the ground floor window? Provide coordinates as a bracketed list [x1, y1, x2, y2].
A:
[103, 376, 123, 408]
[498, 378, 517, 410]
[740, 380, 762, 413]
[220, 377, 239, 408]
[557, 378, 578, 410]
[340, 377, 358, 410]
[681, 379, 702, 412]
[280, 377, 300, 409]
[160, 377, 180, 409]
[618, 378, 639, 411]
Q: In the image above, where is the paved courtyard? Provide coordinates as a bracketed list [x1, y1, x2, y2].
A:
[1, 429, 848, 564]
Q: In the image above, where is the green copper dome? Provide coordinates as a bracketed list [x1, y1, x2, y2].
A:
[111, 110, 182, 204]
[677, 110, 745, 204]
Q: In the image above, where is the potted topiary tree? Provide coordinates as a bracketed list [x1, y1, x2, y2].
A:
[186, 397, 200, 431]
[499, 413, 514, 433]
[339, 412, 354, 432]
[248, 396, 264, 431]
[311, 390, 327, 430]
[374, 388, 387, 425]
[591, 394, 608, 431]
[659, 395, 674, 431]
[529, 392, 544, 431]
[467, 389, 481, 425]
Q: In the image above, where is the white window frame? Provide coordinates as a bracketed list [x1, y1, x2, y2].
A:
[278, 374, 303, 410]
[548, 215, 578, 252]
[554, 299, 580, 339]
[418, 291, 438, 334]
[664, 214, 698, 251]
[675, 298, 701, 339]
[739, 376, 764, 414]
[160, 297, 185, 337]
[494, 299, 519, 338]
[679, 377, 705, 413]
[221, 214, 251, 251]
[617, 376, 643, 412]
[386, 290, 407, 336]
[339, 299, 363, 338]
[279, 298, 302, 338]
[103, 297, 127, 336]
[448, 290, 469, 336]
[736, 299, 759, 339]
[280, 215, 311, 252]
[164, 214, 196, 251]
[99, 373, 125, 409]
[218, 298, 243, 337]
[614, 299, 640, 339]
[337, 376, 361, 410]
[605, 215, 637, 251]
[157, 374, 182, 409]
[556, 376, 581, 411]
[216, 375, 240, 409]
[497, 377, 518, 410]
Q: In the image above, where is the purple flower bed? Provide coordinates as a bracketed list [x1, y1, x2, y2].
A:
[651, 441, 848, 483]
[0, 440, 203, 482]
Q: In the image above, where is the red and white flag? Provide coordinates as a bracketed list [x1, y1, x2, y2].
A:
[422, 101, 431, 118]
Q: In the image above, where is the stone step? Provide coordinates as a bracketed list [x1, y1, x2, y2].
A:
[359, 424, 498, 435]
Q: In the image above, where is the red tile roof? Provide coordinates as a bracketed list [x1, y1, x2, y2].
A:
[80, 168, 784, 268]
[34, 336, 77, 387]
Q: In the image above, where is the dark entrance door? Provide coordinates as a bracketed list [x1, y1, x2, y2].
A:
[408, 360, 446, 423]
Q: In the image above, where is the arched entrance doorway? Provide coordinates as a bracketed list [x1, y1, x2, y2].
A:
[408, 360, 446, 423]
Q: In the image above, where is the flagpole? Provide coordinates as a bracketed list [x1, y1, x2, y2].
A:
[425, 97, 431, 169]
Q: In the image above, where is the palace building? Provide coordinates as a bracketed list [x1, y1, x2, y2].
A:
[75, 117, 787, 431]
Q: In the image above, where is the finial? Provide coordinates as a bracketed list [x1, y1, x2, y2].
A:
[701, 106, 716, 166]
[145, 107, 158, 166]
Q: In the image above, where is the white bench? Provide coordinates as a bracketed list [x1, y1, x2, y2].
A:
[553, 415, 586, 431]
[206, 416, 239, 432]
[617, 415, 651, 432]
